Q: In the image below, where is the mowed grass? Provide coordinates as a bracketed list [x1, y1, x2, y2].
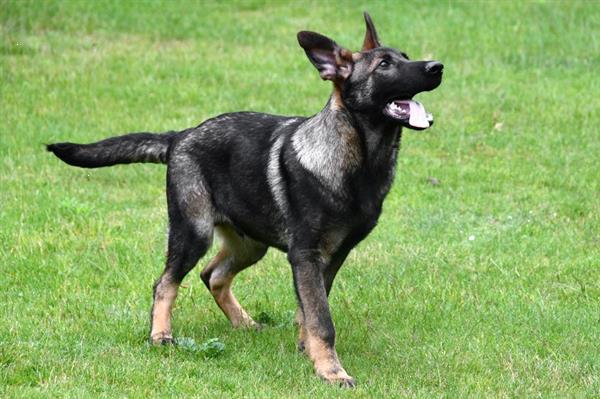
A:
[1, 0, 598, 397]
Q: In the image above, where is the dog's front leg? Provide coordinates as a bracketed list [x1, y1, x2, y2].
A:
[288, 248, 355, 387]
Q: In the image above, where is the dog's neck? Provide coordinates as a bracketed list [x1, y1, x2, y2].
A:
[350, 111, 401, 168]
[346, 104, 402, 204]
[328, 93, 402, 175]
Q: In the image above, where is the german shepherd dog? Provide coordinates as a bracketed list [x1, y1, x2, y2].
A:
[47, 13, 442, 386]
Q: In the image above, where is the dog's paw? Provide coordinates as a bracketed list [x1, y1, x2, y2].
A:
[149, 332, 174, 345]
[338, 376, 356, 388]
[233, 317, 264, 331]
[317, 368, 356, 388]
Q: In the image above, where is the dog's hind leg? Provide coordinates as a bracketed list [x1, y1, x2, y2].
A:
[200, 225, 267, 328]
[150, 221, 211, 344]
[150, 160, 214, 344]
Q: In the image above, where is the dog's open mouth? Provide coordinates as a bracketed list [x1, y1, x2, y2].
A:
[383, 100, 433, 130]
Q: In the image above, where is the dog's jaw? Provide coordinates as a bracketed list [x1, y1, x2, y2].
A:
[383, 99, 434, 130]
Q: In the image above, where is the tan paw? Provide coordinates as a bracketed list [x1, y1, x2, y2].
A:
[232, 317, 261, 330]
[317, 367, 356, 388]
[149, 331, 173, 345]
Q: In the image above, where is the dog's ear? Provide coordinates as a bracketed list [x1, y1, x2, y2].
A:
[297, 31, 353, 82]
[362, 11, 381, 51]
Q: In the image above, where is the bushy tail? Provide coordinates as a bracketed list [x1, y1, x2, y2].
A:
[47, 131, 178, 168]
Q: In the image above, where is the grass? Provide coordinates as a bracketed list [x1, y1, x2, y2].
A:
[1, 0, 598, 397]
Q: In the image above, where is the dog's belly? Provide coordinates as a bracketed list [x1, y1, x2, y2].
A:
[216, 208, 289, 252]
[209, 170, 290, 251]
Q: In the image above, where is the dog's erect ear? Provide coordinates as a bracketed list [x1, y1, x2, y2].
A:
[362, 11, 381, 51]
[297, 31, 353, 82]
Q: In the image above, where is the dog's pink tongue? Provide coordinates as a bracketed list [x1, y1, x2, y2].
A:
[408, 101, 430, 128]
[399, 100, 430, 129]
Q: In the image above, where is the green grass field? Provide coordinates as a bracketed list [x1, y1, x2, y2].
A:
[1, 0, 598, 397]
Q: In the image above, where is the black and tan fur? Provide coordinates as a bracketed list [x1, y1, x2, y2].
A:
[47, 13, 443, 386]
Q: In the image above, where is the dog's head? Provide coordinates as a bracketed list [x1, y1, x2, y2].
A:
[297, 12, 443, 130]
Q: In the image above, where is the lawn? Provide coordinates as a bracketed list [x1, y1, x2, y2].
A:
[1, 0, 598, 397]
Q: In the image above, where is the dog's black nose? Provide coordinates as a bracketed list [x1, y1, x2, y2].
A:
[425, 61, 444, 75]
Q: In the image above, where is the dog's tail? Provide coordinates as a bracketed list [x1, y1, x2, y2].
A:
[47, 131, 178, 168]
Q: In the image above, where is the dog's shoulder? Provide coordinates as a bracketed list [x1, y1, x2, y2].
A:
[289, 106, 363, 193]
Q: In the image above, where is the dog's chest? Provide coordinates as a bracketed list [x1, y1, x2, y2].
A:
[318, 211, 380, 259]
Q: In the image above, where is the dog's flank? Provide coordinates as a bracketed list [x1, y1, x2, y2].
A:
[47, 12, 443, 387]
[267, 120, 297, 222]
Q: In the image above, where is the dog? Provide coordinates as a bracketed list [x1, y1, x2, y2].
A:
[47, 12, 443, 387]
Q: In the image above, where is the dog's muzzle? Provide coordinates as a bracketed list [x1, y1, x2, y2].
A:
[382, 60, 443, 130]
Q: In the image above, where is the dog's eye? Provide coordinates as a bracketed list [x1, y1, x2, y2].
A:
[378, 60, 390, 68]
